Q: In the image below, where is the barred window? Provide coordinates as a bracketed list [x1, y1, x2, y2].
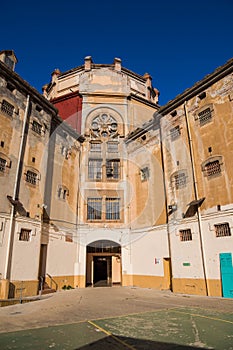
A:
[174, 172, 187, 189]
[214, 223, 231, 238]
[90, 142, 101, 152]
[0, 158, 6, 172]
[198, 108, 212, 126]
[107, 142, 118, 153]
[205, 160, 221, 177]
[58, 186, 69, 200]
[106, 159, 120, 179]
[1, 100, 14, 117]
[106, 198, 120, 220]
[170, 125, 181, 141]
[32, 120, 42, 135]
[87, 198, 102, 220]
[26, 170, 37, 185]
[180, 229, 192, 241]
[19, 229, 31, 241]
[88, 159, 102, 180]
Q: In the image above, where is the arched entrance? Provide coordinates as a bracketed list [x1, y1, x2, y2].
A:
[86, 240, 121, 287]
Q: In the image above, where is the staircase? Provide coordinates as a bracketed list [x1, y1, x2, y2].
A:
[39, 274, 58, 295]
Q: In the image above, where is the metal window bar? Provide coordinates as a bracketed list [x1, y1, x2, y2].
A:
[179, 229, 192, 241]
[174, 172, 186, 189]
[19, 229, 31, 241]
[32, 120, 42, 135]
[198, 108, 212, 126]
[205, 160, 221, 177]
[214, 223, 231, 237]
[88, 159, 102, 180]
[106, 160, 120, 179]
[26, 170, 37, 185]
[106, 198, 120, 220]
[1, 100, 14, 117]
[0, 158, 6, 172]
[87, 198, 102, 220]
[170, 126, 180, 141]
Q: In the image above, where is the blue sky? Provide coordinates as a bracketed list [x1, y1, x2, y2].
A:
[1, 0, 232, 105]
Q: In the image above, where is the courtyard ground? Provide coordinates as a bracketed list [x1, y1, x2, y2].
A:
[0, 287, 232, 349]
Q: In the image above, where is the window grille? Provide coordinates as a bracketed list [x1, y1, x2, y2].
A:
[205, 160, 221, 177]
[106, 159, 120, 179]
[174, 172, 186, 189]
[214, 223, 231, 237]
[107, 142, 118, 153]
[87, 198, 102, 220]
[106, 198, 120, 220]
[179, 229, 192, 241]
[1, 100, 14, 117]
[170, 125, 181, 141]
[198, 108, 212, 126]
[88, 159, 102, 180]
[26, 170, 37, 185]
[90, 142, 101, 152]
[19, 229, 31, 241]
[32, 120, 42, 135]
[0, 158, 6, 172]
[58, 186, 69, 200]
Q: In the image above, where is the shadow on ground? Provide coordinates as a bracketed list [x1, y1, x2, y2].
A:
[77, 335, 204, 349]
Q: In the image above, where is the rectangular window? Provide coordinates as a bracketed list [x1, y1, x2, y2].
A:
[179, 229, 192, 241]
[198, 108, 212, 126]
[170, 125, 181, 141]
[1, 100, 14, 117]
[106, 159, 120, 179]
[90, 142, 101, 152]
[106, 198, 120, 220]
[32, 120, 42, 135]
[205, 160, 221, 177]
[19, 228, 31, 241]
[174, 172, 186, 189]
[0, 158, 6, 172]
[214, 223, 231, 237]
[88, 159, 102, 180]
[26, 170, 37, 185]
[140, 167, 149, 181]
[87, 198, 102, 220]
[107, 142, 118, 153]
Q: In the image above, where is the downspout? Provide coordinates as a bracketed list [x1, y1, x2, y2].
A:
[4, 94, 30, 280]
[183, 101, 208, 296]
[158, 116, 173, 291]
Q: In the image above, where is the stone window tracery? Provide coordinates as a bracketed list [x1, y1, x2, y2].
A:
[90, 113, 118, 139]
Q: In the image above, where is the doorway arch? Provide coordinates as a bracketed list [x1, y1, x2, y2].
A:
[86, 240, 121, 287]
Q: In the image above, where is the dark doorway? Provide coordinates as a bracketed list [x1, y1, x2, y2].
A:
[93, 256, 112, 287]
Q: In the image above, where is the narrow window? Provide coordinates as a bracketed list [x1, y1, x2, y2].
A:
[174, 172, 187, 189]
[205, 160, 221, 177]
[170, 125, 181, 141]
[179, 229, 192, 241]
[0, 158, 7, 172]
[198, 107, 212, 126]
[1, 100, 14, 117]
[214, 223, 231, 237]
[19, 229, 31, 241]
[32, 120, 42, 135]
[88, 159, 102, 180]
[106, 198, 120, 220]
[87, 198, 102, 220]
[26, 170, 37, 185]
[140, 167, 149, 181]
[106, 159, 120, 179]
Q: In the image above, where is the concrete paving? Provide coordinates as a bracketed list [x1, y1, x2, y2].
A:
[0, 287, 233, 349]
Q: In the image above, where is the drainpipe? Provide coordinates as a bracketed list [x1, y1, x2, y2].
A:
[4, 94, 30, 280]
[183, 101, 208, 296]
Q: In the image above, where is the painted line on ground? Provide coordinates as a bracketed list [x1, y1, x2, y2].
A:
[88, 320, 136, 350]
[172, 310, 233, 324]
